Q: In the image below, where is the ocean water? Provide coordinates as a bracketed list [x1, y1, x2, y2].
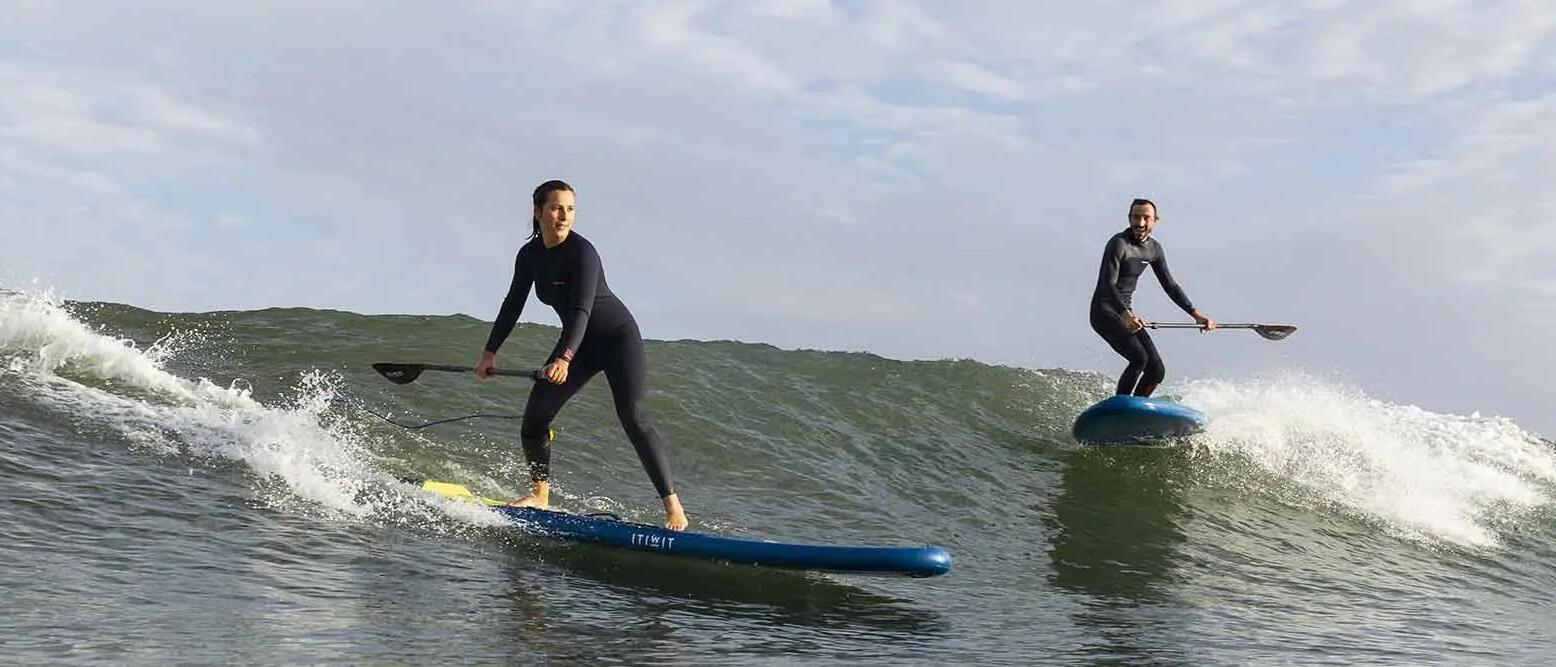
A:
[1, 289, 1552, 665]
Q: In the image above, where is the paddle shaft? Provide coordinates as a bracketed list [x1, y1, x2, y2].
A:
[411, 363, 536, 378]
[1148, 323, 1262, 330]
[372, 361, 543, 384]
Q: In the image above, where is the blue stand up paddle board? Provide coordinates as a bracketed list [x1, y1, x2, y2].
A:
[417, 481, 952, 577]
[1071, 395, 1208, 445]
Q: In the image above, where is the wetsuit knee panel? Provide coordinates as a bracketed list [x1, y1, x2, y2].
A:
[1143, 362, 1166, 386]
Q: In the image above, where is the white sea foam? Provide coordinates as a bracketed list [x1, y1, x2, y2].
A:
[0, 289, 507, 527]
[1181, 372, 1555, 547]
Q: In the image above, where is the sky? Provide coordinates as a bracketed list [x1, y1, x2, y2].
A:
[2, 1, 1554, 437]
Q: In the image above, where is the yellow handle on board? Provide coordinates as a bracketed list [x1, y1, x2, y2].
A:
[419, 480, 507, 506]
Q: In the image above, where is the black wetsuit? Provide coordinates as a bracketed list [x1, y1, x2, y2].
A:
[1090, 230, 1197, 397]
[483, 232, 674, 498]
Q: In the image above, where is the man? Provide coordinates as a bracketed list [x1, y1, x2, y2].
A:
[1090, 198, 1216, 396]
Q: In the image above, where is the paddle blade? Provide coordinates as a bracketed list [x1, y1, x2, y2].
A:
[372, 362, 425, 384]
[1253, 325, 1297, 341]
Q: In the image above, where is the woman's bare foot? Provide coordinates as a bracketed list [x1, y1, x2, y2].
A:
[507, 481, 549, 509]
[663, 493, 688, 531]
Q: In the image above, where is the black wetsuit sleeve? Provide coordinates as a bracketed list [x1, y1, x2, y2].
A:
[484, 252, 533, 353]
[552, 242, 602, 361]
[1151, 246, 1197, 315]
[1096, 237, 1130, 312]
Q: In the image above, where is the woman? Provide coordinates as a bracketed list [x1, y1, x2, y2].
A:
[475, 180, 689, 530]
[1090, 198, 1215, 397]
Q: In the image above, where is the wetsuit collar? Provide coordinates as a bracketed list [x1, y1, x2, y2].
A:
[542, 231, 573, 250]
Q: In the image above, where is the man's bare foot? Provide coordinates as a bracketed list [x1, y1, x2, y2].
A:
[507, 481, 549, 508]
[663, 493, 689, 531]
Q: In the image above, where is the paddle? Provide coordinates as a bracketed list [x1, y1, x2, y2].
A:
[371, 362, 541, 385]
[1146, 322, 1298, 341]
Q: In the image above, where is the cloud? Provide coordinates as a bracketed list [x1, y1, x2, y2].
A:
[906, 2, 1556, 105]
[924, 60, 1027, 101]
[0, 61, 266, 307]
[0, 65, 257, 162]
[1357, 93, 1556, 320]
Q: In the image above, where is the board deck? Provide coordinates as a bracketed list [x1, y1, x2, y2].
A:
[416, 480, 953, 577]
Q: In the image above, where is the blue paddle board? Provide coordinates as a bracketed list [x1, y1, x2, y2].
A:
[1071, 395, 1207, 445]
[419, 481, 952, 577]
